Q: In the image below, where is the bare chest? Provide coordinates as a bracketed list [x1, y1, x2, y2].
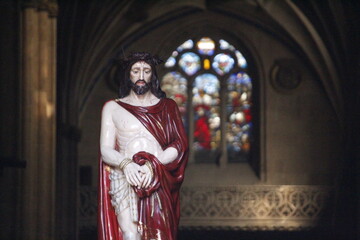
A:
[112, 107, 146, 133]
[111, 106, 161, 157]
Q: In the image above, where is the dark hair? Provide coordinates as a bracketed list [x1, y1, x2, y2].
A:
[117, 52, 166, 98]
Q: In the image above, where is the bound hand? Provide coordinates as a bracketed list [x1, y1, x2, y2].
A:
[139, 163, 153, 189]
[123, 162, 143, 187]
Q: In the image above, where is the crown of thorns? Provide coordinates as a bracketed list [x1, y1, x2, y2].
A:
[118, 52, 164, 69]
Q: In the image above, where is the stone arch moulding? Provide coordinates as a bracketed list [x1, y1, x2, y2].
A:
[76, 3, 338, 231]
[256, 0, 343, 127]
[79, 1, 334, 186]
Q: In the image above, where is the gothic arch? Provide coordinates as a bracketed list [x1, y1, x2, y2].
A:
[57, 0, 348, 237]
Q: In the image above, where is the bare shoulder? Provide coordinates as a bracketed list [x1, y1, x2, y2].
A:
[102, 99, 120, 115]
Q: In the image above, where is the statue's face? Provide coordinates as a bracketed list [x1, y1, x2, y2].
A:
[129, 61, 152, 95]
[130, 61, 152, 85]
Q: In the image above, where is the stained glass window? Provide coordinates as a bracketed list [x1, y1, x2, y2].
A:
[162, 71, 187, 99]
[212, 53, 235, 75]
[219, 39, 235, 51]
[197, 37, 215, 56]
[235, 50, 247, 68]
[161, 37, 253, 164]
[193, 74, 220, 161]
[165, 57, 176, 68]
[177, 39, 194, 52]
[161, 72, 188, 125]
[227, 72, 252, 162]
[178, 52, 201, 76]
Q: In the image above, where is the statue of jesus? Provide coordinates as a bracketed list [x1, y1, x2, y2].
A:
[98, 52, 188, 240]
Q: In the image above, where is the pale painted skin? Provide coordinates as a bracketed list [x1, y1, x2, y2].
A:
[100, 61, 178, 240]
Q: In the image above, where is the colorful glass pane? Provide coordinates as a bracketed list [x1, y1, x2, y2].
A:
[165, 51, 179, 68]
[193, 73, 220, 96]
[203, 59, 210, 70]
[197, 37, 215, 56]
[212, 53, 235, 75]
[172, 51, 179, 57]
[192, 74, 220, 162]
[235, 50, 247, 68]
[226, 72, 252, 162]
[227, 72, 252, 93]
[165, 56, 176, 68]
[177, 39, 193, 52]
[161, 71, 187, 99]
[219, 39, 235, 51]
[161, 71, 188, 126]
[178, 52, 201, 76]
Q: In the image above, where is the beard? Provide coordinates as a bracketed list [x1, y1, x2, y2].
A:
[130, 79, 150, 95]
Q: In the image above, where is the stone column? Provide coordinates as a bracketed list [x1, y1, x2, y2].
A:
[22, 7, 40, 239]
[21, 1, 57, 239]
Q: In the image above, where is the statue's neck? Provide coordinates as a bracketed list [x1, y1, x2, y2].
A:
[123, 91, 159, 107]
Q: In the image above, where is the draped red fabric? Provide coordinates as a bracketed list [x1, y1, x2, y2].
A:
[98, 160, 123, 240]
[98, 98, 188, 240]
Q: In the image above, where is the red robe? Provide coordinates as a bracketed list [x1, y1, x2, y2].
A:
[98, 98, 188, 240]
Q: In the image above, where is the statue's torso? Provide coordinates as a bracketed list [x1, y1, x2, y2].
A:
[112, 104, 162, 159]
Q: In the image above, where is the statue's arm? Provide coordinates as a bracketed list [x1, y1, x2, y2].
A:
[100, 101, 143, 187]
[158, 147, 178, 165]
[157, 101, 184, 165]
[100, 101, 124, 166]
